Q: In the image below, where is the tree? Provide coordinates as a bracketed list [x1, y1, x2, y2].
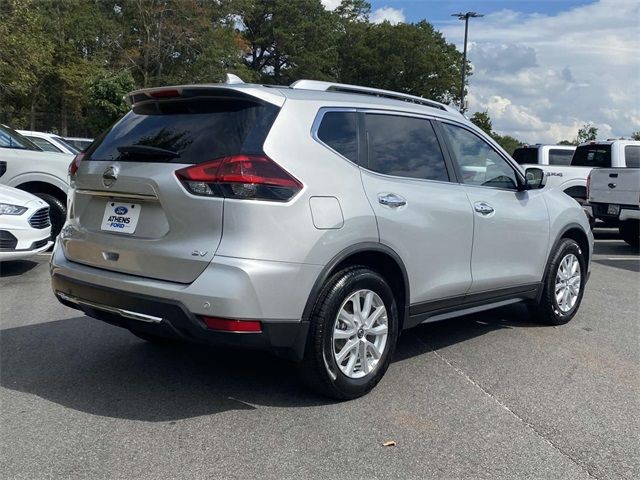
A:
[86, 70, 135, 133]
[492, 134, 521, 155]
[237, 0, 340, 84]
[631, 131, 640, 141]
[336, 19, 466, 104]
[577, 123, 598, 143]
[558, 139, 577, 146]
[470, 111, 492, 136]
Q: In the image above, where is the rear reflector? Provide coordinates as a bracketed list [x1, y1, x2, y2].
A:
[175, 154, 302, 202]
[202, 316, 262, 333]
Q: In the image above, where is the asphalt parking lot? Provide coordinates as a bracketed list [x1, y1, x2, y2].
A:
[1, 228, 638, 480]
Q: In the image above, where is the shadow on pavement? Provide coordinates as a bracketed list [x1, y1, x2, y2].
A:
[0, 303, 540, 422]
[0, 260, 39, 278]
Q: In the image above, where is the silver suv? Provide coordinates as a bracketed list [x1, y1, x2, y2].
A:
[51, 78, 593, 399]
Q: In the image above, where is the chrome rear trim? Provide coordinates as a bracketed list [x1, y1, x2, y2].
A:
[75, 189, 158, 201]
[56, 292, 163, 323]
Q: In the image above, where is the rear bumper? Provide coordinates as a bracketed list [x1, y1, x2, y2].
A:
[591, 202, 640, 222]
[50, 244, 322, 360]
[52, 273, 309, 360]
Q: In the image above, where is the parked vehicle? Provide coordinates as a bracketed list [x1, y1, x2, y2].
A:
[512, 144, 576, 166]
[0, 185, 52, 261]
[18, 130, 80, 155]
[522, 140, 640, 211]
[0, 124, 72, 237]
[50, 78, 593, 399]
[63, 137, 94, 151]
[588, 167, 640, 247]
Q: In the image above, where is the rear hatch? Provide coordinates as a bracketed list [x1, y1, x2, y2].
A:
[63, 87, 281, 283]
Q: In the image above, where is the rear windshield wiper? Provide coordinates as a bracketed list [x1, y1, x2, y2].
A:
[117, 145, 180, 159]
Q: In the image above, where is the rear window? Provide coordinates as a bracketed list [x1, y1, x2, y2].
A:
[86, 98, 279, 164]
[625, 145, 640, 167]
[571, 144, 611, 167]
[27, 136, 63, 153]
[548, 149, 574, 166]
[512, 147, 538, 165]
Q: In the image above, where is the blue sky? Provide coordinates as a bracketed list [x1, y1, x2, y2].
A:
[369, 1, 596, 26]
[323, 0, 639, 143]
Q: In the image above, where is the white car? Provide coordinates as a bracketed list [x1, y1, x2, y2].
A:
[17, 130, 80, 155]
[0, 124, 72, 237]
[0, 185, 52, 261]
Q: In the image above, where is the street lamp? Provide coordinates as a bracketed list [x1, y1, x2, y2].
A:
[452, 11, 483, 113]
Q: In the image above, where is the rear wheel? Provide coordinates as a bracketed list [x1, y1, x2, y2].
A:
[300, 266, 399, 400]
[619, 220, 639, 248]
[33, 193, 66, 238]
[528, 238, 586, 325]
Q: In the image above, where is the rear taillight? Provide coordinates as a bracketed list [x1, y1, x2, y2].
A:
[175, 154, 302, 202]
[586, 172, 591, 199]
[69, 152, 85, 177]
[201, 316, 262, 333]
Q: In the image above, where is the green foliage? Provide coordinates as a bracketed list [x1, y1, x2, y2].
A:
[469, 110, 522, 154]
[577, 123, 598, 143]
[558, 139, 577, 146]
[470, 111, 493, 135]
[86, 70, 136, 132]
[631, 131, 640, 141]
[0, 0, 469, 136]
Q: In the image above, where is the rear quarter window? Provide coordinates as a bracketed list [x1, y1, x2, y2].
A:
[625, 145, 640, 167]
[316, 111, 358, 163]
[86, 98, 280, 164]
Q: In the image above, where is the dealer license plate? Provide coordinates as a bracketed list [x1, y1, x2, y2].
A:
[101, 202, 141, 234]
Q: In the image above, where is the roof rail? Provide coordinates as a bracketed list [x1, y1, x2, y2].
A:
[290, 79, 459, 114]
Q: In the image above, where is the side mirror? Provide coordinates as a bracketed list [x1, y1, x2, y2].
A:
[524, 167, 546, 190]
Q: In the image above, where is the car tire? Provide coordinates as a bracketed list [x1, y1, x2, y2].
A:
[128, 329, 177, 345]
[300, 266, 399, 400]
[619, 220, 639, 248]
[528, 238, 587, 325]
[33, 193, 66, 238]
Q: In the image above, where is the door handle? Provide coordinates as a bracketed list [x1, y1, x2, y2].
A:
[474, 202, 494, 215]
[378, 193, 407, 208]
[608, 183, 616, 189]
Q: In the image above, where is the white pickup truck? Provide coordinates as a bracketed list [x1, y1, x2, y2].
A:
[588, 168, 640, 247]
[0, 124, 72, 237]
[518, 140, 640, 215]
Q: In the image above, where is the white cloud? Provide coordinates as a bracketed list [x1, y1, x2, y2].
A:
[320, 0, 341, 10]
[370, 7, 405, 25]
[440, 0, 640, 143]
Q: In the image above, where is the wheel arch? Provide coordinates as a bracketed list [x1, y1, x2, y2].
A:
[302, 243, 410, 330]
[16, 181, 67, 202]
[539, 223, 591, 301]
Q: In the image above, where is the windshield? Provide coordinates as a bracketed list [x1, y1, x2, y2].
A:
[0, 125, 42, 151]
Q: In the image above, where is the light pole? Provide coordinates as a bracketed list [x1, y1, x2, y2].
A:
[452, 11, 483, 113]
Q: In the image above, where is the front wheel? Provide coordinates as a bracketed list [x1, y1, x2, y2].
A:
[300, 266, 399, 400]
[528, 238, 586, 325]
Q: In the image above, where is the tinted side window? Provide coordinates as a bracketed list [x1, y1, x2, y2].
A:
[441, 122, 518, 190]
[364, 114, 448, 181]
[571, 145, 611, 167]
[548, 149, 574, 165]
[625, 145, 640, 167]
[512, 147, 538, 165]
[316, 111, 358, 163]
